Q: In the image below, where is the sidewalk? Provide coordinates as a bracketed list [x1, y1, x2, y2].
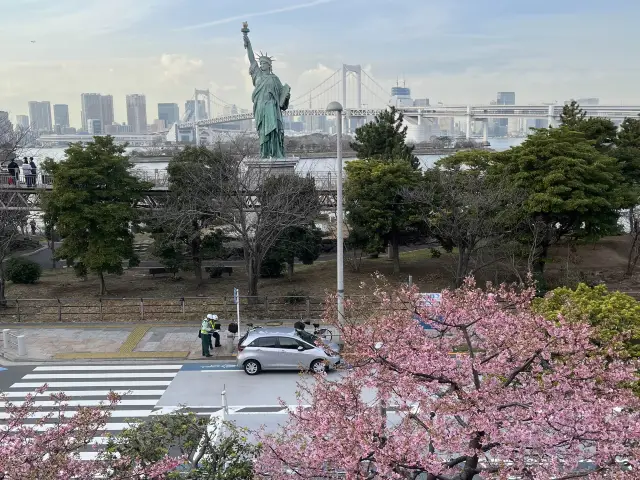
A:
[0, 320, 325, 362]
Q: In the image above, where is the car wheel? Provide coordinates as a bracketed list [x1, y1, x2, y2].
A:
[243, 360, 261, 375]
[310, 359, 327, 374]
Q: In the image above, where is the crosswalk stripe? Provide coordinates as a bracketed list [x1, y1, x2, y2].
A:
[23, 372, 178, 380]
[24, 423, 133, 432]
[6, 399, 159, 407]
[1, 364, 183, 462]
[33, 365, 182, 372]
[0, 410, 153, 420]
[1, 390, 167, 398]
[12, 381, 172, 388]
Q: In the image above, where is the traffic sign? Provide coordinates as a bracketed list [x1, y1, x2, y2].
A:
[233, 288, 239, 305]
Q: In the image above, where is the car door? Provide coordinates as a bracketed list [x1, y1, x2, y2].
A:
[275, 337, 310, 369]
[248, 336, 279, 368]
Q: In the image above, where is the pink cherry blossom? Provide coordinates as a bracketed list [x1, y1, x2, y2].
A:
[0, 386, 184, 479]
[255, 277, 640, 479]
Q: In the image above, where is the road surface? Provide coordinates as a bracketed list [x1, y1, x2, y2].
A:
[0, 362, 365, 460]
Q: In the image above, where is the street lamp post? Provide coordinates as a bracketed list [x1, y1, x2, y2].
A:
[326, 101, 344, 322]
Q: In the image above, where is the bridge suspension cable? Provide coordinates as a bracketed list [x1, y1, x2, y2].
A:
[290, 68, 342, 106]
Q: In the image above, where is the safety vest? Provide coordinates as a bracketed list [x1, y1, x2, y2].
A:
[200, 319, 213, 334]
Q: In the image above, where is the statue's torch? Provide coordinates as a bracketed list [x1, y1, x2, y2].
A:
[241, 21, 250, 48]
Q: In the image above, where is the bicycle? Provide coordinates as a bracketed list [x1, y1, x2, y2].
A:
[303, 321, 333, 342]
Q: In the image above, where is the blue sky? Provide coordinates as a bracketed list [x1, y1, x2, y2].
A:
[1, 0, 639, 126]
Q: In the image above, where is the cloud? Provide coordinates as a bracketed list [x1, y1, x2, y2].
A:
[160, 54, 204, 82]
[175, 0, 337, 31]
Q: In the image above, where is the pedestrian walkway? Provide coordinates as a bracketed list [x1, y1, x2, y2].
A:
[0, 321, 337, 362]
[0, 363, 182, 459]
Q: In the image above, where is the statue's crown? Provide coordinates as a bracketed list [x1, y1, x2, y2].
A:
[256, 51, 274, 64]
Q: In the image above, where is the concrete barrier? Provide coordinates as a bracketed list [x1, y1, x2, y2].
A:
[2, 328, 26, 358]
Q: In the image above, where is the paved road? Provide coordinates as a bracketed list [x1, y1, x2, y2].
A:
[0, 362, 349, 459]
[0, 361, 396, 463]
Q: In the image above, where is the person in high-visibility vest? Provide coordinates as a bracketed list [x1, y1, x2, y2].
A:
[200, 314, 215, 357]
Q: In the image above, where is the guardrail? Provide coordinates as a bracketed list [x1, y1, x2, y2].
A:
[2, 328, 26, 357]
[0, 170, 343, 192]
[0, 296, 349, 323]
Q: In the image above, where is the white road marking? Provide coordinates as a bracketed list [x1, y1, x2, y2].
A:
[23, 373, 178, 380]
[33, 365, 182, 372]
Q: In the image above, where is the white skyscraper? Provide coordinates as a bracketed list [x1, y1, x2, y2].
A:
[126, 94, 148, 134]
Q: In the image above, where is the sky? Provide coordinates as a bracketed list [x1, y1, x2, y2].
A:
[1, 0, 639, 127]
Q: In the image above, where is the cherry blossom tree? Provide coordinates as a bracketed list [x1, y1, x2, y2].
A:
[255, 277, 640, 479]
[0, 386, 183, 479]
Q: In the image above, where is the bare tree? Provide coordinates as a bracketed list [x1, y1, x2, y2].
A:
[406, 169, 525, 286]
[0, 207, 27, 305]
[159, 145, 321, 298]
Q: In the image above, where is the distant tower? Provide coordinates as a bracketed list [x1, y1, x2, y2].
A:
[342, 64, 362, 108]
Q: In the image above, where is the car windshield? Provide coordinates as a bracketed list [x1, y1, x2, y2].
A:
[296, 329, 318, 345]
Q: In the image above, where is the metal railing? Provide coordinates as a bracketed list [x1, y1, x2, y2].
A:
[2, 328, 26, 356]
[0, 295, 345, 323]
[0, 170, 343, 192]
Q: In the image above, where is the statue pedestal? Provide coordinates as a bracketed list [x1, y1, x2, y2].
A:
[243, 157, 300, 189]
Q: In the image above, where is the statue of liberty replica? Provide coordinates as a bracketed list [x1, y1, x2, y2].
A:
[242, 22, 291, 158]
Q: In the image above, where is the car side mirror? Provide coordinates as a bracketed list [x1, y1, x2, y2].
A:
[297, 346, 304, 351]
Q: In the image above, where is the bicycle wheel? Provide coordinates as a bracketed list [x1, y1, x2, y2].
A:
[317, 328, 333, 342]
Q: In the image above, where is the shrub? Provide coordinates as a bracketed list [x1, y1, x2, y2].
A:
[5, 257, 42, 284]
[285, 289, 307, 304]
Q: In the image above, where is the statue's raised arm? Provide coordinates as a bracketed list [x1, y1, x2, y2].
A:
[241, 22, 257, 67]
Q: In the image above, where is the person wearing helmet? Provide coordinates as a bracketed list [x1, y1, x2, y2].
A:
[200, 314, 215, 357]
[207, 313, 222, 348]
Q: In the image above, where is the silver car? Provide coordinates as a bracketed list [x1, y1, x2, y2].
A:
[236, 326, 341, 375]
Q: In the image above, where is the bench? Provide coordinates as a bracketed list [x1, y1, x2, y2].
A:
[205, 266, 233, 278]
[148, 267, 172, 277]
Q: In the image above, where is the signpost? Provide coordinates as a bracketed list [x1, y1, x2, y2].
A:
[233, 288, 240, 335]
[415, 293, 442, 330]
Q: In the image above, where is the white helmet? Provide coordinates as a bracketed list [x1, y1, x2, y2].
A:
[207, 314, 218, 321]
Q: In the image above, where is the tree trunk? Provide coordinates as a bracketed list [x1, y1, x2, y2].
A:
[629, 207, 635, 236]
[534, 239, 550, 275]
[247, 254, 260, 303]
[0, 276, 6, 307]
[455, 246, 471, 287]
[191, 229, 203, 284]
[98, 272, 107, 296]
[50, 239, 56, 269]
[391, 232, 400, 274]
[287, 259, 294, 279]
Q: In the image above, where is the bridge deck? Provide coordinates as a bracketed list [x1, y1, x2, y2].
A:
[0, 171, 340, 210]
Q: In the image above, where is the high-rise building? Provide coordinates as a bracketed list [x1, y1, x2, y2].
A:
[566, 97, 599, 106]
[158, 103, 179, 126]
[28, 101, 52, 133]
[184, 100, 207, 122]
[87, 119, 103, 135]
[497, 92, 516, 105]
[494, 92, 515, 137]
[0, 111, 12, 144]
[101, 95, 114, 126]
[53, 104, 70, 128]
[80, 93, 103, 131]
[16, 115, 29, 129]
[126, 94, 148, 133]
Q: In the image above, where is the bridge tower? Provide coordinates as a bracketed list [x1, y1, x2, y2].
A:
[342, 64, 362, 109]
[194, 88, 211, 145]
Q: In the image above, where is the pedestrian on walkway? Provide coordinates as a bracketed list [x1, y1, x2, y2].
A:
[29, 158, 37, 187]
[207, 314, 222, 348]
[21, 158, 32, 186]
[6, 157, 18, 185]
[200, 314, 215, 357]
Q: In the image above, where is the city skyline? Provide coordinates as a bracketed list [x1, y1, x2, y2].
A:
[2, 0, 639, 127]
